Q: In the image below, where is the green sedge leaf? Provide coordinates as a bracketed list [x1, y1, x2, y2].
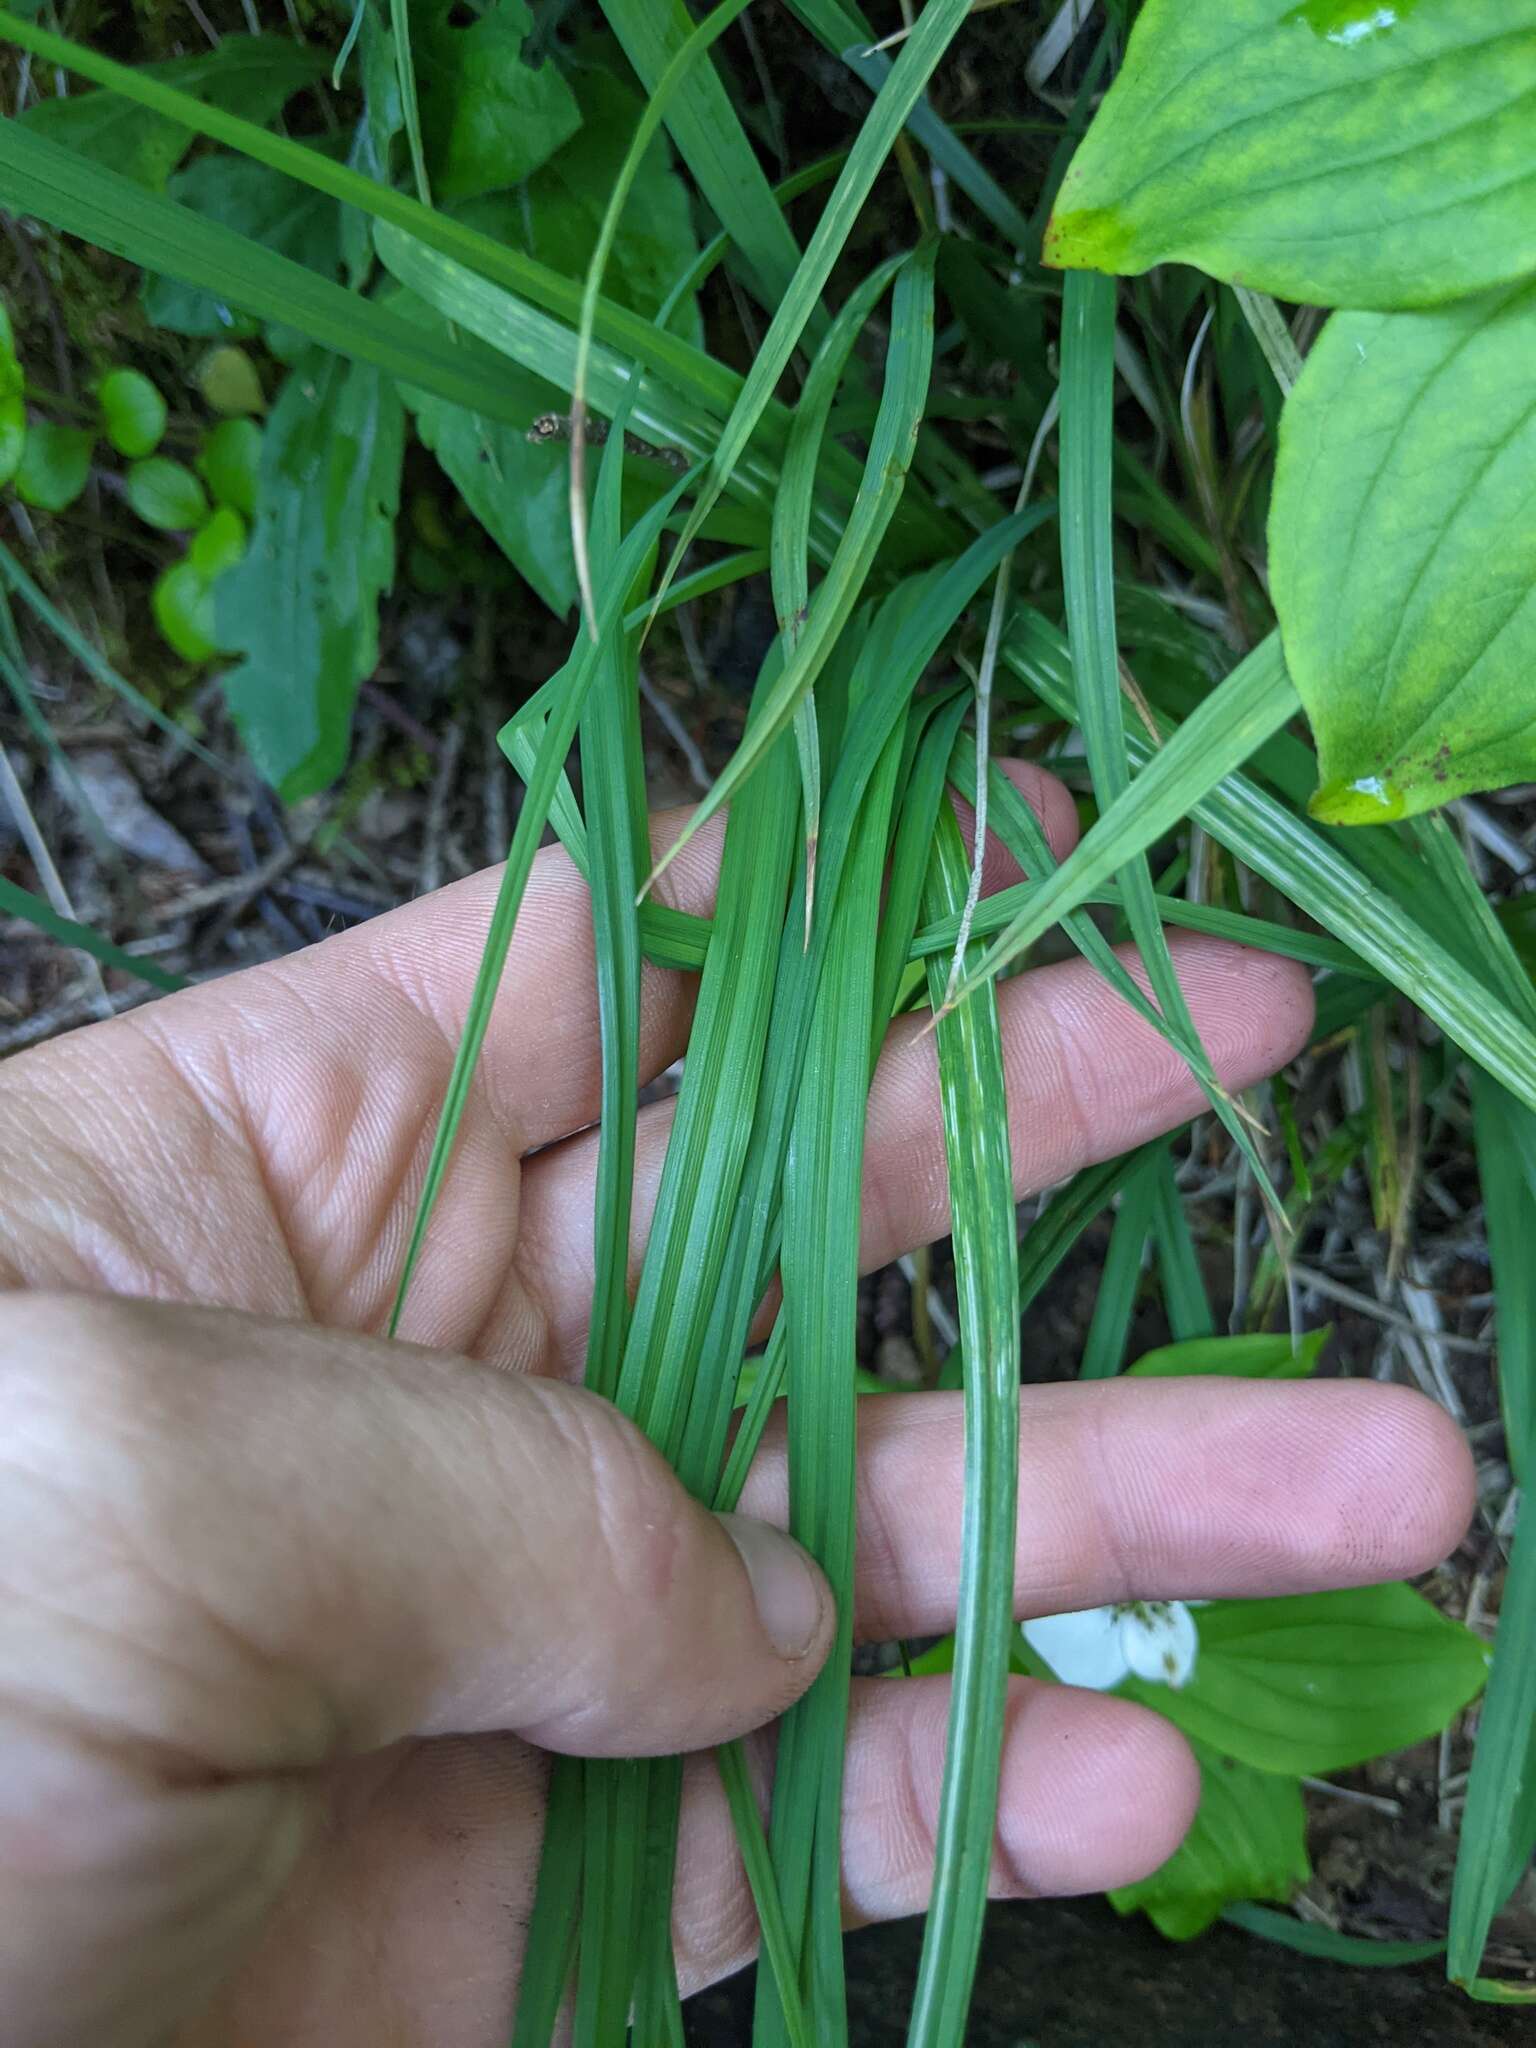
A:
[95, 366, 166, 459]
[14, 418, 93, 512]
[125, 455, 209, 532]
[1271, 282, 1536, 825]
[195, 417, 263, 516]
[1045, 0, 1536, 311]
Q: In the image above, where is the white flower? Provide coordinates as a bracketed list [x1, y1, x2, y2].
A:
[1022, 1600, 1200, 1691]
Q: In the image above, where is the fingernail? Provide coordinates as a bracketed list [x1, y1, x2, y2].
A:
[718, 1513, 826, 1660]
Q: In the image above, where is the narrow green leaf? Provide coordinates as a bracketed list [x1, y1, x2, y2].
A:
[0, 873, 185, 994]
[647, 243, 938, 887]
[906, 800, 1019, 2048]
[1224, 1901, 1446, 1969]
[1079, 1152, 1159, 1382]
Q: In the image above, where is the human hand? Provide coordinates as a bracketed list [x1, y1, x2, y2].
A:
[0, 765, 1472, 2047]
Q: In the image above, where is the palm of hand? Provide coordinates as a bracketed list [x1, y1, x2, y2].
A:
[0, 784, 1471, 2047]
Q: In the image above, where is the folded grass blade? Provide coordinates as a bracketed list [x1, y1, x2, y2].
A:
[906, 799, 1019, 2047]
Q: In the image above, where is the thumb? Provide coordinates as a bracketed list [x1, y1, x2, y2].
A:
[0, 1293, 833, 1768]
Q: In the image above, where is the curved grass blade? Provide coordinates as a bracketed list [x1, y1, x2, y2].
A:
[599, 0, 815, 319]
[757, 714, 908, 2048]
[1223, 1903, 1445, 1969]
[788, 0, 1034, 249]
[0, 874, 185, 994]
[640, 0, 977, 626]
[770, 251, 907, 935]
[999, 614, 1536, 1116]
[389, 0, 431, 206]
[567, 0, 754, 634]
[643, 242, 938, 895]
[715, 1740, 815, 2048]
[1050, 270, 1282, 1220]
[906, 798, 1019, 2048]
[387, 455, 695, 1332]
[0, 538, 237, 778]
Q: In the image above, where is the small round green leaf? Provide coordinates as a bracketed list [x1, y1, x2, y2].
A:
[188, 505, 247, 579]
[195, 417, 262, 516]
[1271, 281, 1536, 823]
[14, 420, 94, 513]
[1045, 0, 1536, 311]
[151, 559, 218, 662]
[126, 455, 210, 533]
[97, 367, 168, 458]
[196, 345, 266, 417]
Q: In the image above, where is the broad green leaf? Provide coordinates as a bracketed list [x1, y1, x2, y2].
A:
[151, 558, 218, 662]
[391, 289, 574, 614]
[216, 354, 404, 798]
[196, 418, 263, 516]
[1129, 1329, 1329, 1380]
[17, 34, 327, 190]
[414, 0, 580, 203]
[1110, 1742, 1308, 1940]
[1137, 1582, 1489, 1776]
[125, 456, 209, 532]
[96, 367, 166, 457]
[1045, 0, 1536, 310]
[1270, 283, 1536, 824]
[14, 419, 92, 512]
[518, 68, 704, 345]
[143, 154, 346, 337]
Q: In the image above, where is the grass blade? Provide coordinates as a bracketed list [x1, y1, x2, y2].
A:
[1054, 269, 1281, 1219]
[0, 874, 185, 994]
[645, 242, 938, 892]
[1000, 613, 1536, 1114]
[906, 798, 1019, 2047]
[1078, 1147, 1160, 1381]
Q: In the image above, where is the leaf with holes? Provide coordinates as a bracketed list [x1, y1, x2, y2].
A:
[1270, 281, 1536, 824]
[216, 352, 403, 799]
[1045, 0, 1536, 311]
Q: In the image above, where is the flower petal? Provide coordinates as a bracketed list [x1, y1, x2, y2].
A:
[1119, 1601, 1200, 1690]
[1022, 1607, 1131, 1691]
